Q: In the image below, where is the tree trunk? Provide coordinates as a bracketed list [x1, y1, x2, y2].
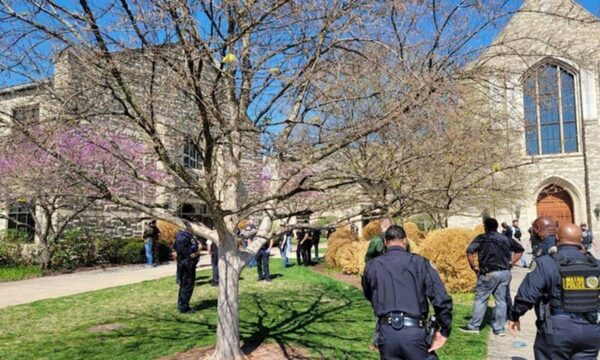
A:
[211, 234, 244, 360]
[38, 237, 51, 271]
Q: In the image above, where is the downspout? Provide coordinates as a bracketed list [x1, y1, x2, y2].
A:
[579, 67, 593, 228]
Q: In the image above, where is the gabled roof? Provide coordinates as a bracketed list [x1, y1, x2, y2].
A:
[476, 0, 600, 70]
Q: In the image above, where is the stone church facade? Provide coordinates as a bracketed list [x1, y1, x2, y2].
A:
[449, 0, 600, 232]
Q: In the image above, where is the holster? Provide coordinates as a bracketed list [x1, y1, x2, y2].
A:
[425, 316, 438, 346]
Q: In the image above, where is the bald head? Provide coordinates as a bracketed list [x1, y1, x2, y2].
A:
[556, 223, 582, 247]
[532, 217, 557, 239]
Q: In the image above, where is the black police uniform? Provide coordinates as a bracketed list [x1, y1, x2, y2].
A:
[210, 241, 219, 286]
[174, 230, 199, 313]
[300, 229, 313, 266]
[534, 235, 556, 258]
[510, 245, 600, 359]
[312, 228, 321, 261]
[362, 246, 453, 360]
[296, 228, 306, 265]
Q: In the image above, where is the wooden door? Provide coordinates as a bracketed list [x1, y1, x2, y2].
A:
[536, 186, 574, 227]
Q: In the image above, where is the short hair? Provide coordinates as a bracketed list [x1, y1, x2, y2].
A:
[581, 223, 587, 227]
[149, 219, 157, 225]
[512, 219, 518, 223]
[484, 218, 499, 232]
[384, 225, 407, 242]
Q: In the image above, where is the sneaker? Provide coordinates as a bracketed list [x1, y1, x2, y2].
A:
[459, 326, 480, 334]
[493, 331, 506, 337]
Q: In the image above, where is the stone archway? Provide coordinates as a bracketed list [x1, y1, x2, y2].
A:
[536, 184, 574, 227]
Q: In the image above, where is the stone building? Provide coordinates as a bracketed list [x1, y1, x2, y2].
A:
[449, 0, 600, 231]
[0, 49, 259, 241]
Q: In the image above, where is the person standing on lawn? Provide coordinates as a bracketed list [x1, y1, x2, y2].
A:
[143, 220, 160, 268]
[255, 233, 273, 282]
[362, 225, 453, 359]
[461, 217, 524, 336]
[279, 225, 292, 268]
[364, 218, 393, 263]
[173, 229, 200, 313]
[312, 227, 322, 262]
[509, 223, 600, 359]
[300, 227, 313, 266]
[208, 239, 219, 287]
[295, 227, 307, 266]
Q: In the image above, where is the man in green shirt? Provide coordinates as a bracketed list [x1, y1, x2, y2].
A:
[364, 218, 392, 263]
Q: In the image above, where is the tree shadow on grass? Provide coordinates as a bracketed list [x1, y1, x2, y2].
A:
[239, 282, 374, 359]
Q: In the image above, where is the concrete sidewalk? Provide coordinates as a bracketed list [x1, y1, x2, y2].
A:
[0, 261, 182, 309]
[487, 266, 536, 360]
[0, 244, 327, 309]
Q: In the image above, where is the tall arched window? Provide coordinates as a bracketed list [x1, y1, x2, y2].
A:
[523, 63, 578, 155]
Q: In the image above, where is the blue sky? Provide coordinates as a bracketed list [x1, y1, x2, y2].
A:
[575, 0, 600, 14]
[1, 0, 599, 88]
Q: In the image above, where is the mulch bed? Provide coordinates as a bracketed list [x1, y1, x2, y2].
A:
[311, 263, 361, 289]
[161, 342, 312, 360]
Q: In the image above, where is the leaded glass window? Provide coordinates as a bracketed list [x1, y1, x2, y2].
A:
[522, 64, 578, 155]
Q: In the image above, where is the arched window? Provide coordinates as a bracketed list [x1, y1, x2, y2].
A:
[523, 63, 578, 155]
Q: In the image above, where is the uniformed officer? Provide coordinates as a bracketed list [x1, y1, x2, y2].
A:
[174, 229, 200, 313]
[531, 216, 557, 258]
[508, 223, 600, 359]
[362, 225, 453, 360]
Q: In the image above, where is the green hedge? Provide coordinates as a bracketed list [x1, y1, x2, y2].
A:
[0, 230, 30, 267]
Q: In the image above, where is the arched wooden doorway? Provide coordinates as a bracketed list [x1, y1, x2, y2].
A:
[536, 185, 574, 227]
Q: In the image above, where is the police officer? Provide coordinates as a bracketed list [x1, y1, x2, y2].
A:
[531, 216, 557, 258]
[508, 223, 600, 359]
[208, 239, 219, 287]
[362, 225, 453, 360]
[174, 229, 200, 313]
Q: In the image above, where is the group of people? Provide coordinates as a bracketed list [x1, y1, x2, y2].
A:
[170, 221, 325, 314]
[361, 216, 600, 360]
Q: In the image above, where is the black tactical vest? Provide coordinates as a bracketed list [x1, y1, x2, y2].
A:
[551, 252, 600, 313]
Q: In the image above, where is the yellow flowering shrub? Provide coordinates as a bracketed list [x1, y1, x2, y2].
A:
[473, 224, 485, 234]
[157, 220, 180, 245]
[403, 222, 426, 248]
[418, 228, 477, 293]
[338, 242, 370, 275]
[325, 225, 358, 268]
[360, 221, 381, 242]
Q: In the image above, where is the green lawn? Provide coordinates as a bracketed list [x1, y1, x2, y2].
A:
[0, 266, 42, 282]
[0, 262, 488, 359]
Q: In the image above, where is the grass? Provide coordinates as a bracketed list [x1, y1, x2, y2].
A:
[0, 265, 42, 282]
[0, 261, 488, 360]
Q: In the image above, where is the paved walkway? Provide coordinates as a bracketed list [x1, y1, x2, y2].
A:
[487, 266, 536, 360]
[0, 244, 327, 309]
